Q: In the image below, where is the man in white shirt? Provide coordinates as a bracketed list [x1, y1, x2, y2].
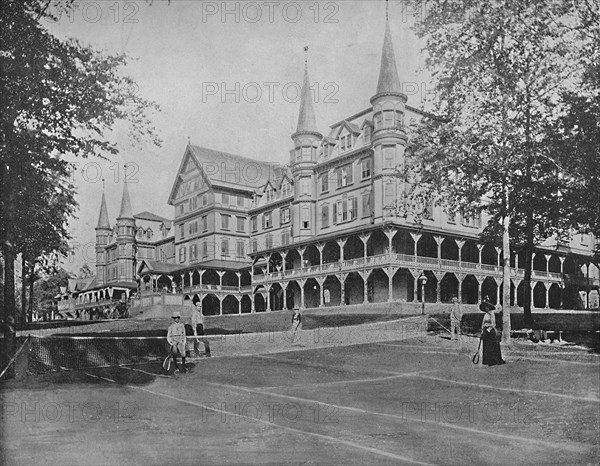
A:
[167, 311, 187, 372]
[192, 302, 211, 357]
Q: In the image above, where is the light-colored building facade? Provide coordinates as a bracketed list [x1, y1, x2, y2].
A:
[69, 14, 599, 318]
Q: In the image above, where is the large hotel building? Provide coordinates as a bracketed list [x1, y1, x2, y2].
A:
[56, 14, 599, 318]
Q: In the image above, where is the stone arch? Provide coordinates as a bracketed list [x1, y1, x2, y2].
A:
[481, 244, 497, 265]
[304, 278, 320, 309]
[286, 281, 301, 309]
[481, 277, 498, 304]
[533, 282, 546, 308]
[323, 276, 340, 307]
[392, 268, 414, 302]
[367, 230, 388, 256]
[533, 254, 546, 272]
[269, 283, 284, 311]
[368, 268, 389, 303]
[392, 230, 414, 256]
[548, 283, 561, 309]
[202, 270, 220, 286]
[462, 242, 479, 263]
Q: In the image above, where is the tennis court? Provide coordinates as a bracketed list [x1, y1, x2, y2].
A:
[1, 327, 598, 465]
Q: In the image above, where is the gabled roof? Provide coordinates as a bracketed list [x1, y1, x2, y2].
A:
[189, 145, 281, 188]
[135, 211, 171, 224]
[331, 120, 362, 139]
[137, 260, 182, 275]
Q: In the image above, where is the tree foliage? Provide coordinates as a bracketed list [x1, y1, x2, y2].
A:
[405, 0, 597, 322]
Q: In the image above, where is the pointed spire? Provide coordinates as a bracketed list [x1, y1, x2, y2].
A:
[118, 168, 134, 219]
[295, 46, 319, 135]
[375, 14, 402, 96]
[96, 183, 111, 229]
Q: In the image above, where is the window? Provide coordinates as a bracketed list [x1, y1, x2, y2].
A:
[190, 244, 198, 261]
[383, 145, 395, 169]
[362, 192, 372, 218]
[189, 220, 198, 235]
[263, 211, 272, 229]
[237, 241, 245, 258]
[251, 239, 258, 253]
[147, 229, 153, 240]
[280, 207, 290, 224]
[300, 178, 310, 195]
[384, 183, 395, 207]
[322, 144, 331, 159]
[179, 204, 185, 216]
[374, 113, 382, 129]
[222, 193, 229, 204]
[266, 234, 273, 249]
[221, 239, 229, 256]
[321, 205, 329, 228]
[251, 216, 258, 232]
[337, 164, 353, 188]
[301, 206, 310, 229]
[281, 180, 291, 197]
[281, 231, 290, 246]
[202, 194, 208, 206]
[201, 216, 208, 232]
[301, 146, 312, 160]
[179, 225, 184, 239]
[221, 214, 230, 230]
[320, 173, 329, 193]
[237, 195, 244, 207]
[265, 186, 274, 202]
[361, 159, 371, 179]
[384, 110, 395, 128]
[202, 241, 208, 258]
[236, 216, 245, 232]
[335, 198, 358, 223]
[364, 125, 371, 143]
[178, 246, 186, 263]
[396, 111, 404, 129]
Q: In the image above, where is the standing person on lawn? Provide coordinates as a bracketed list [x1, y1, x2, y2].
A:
[479, 296, 505, 366]
[449, 297, 463, 341]
[167, 311, 187, 372]
[291, 306, 302, 341]
[192, 301, 211, 357]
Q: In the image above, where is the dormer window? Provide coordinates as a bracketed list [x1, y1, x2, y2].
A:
[265, 186, 274, 202]
[281, 180, 291, 197]
[340, 134, 353, 152]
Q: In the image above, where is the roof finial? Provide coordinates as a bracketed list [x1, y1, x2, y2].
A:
[123, 164, 127, 182]
[102, 178, 105, 190]
[386, 0, 389, 21]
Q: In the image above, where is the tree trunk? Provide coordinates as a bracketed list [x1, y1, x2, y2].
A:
[523, 215, 535, 327]
[1, 244, 17, 372]
[21, 254, 26, 328]
[28, 263, 35, 323]
[502, 186, 511, 344]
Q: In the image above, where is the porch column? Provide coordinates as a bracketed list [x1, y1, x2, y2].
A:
[384, 227, 395, 255]
[409, 269, 420, 302]
[316, 277, 325, 307]
[495, 278, 502, 305]
[236, 272, 241, 290]
[360, 232, 371, 259]
[545, 254, 551, 273]
[217, 271, 225, 289]
[316, 243, 324, 265]
[265, 284, 271, 312]
[544, 282, 551, 309]
[495, 247, 502, 267]
[298, 279, 306, 309]
[337, 238, 347, 262]
[559, 256, 565, 274]
[281, 251, 287, 273]
[410, 232, 422, 259]
[456, 239, 465, 266]
[298, 247, 306, 269]
[188, 271, 194, 290]
[476, 275, 483, 303]
[359, 270, 370, 304]
[251, 293, 255, 313]
[338, 273, 347, 306]
[456, 273, 466, 303]
[434, 272, 444, 303]
[433, 235, 443, 260]
[218, 296, 223, 315]
[282, 284, 287, 310]
[477, 244, 483, 266]
[531, 284, 535, 309]
[513, 279, 522, 306]
[387, 267, 396, 302]
[266, 253, 271, 275]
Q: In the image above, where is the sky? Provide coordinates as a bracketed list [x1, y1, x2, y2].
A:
[43, 0, 431, 275]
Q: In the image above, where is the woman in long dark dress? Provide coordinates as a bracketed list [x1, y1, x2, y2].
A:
[480, 298, 505, 366]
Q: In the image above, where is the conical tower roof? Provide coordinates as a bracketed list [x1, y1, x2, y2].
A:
[96, 190, 111, 229]
[294, 48, 320, 136]
[375, 19, 403, 96]
[118, 180, 133, 220]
